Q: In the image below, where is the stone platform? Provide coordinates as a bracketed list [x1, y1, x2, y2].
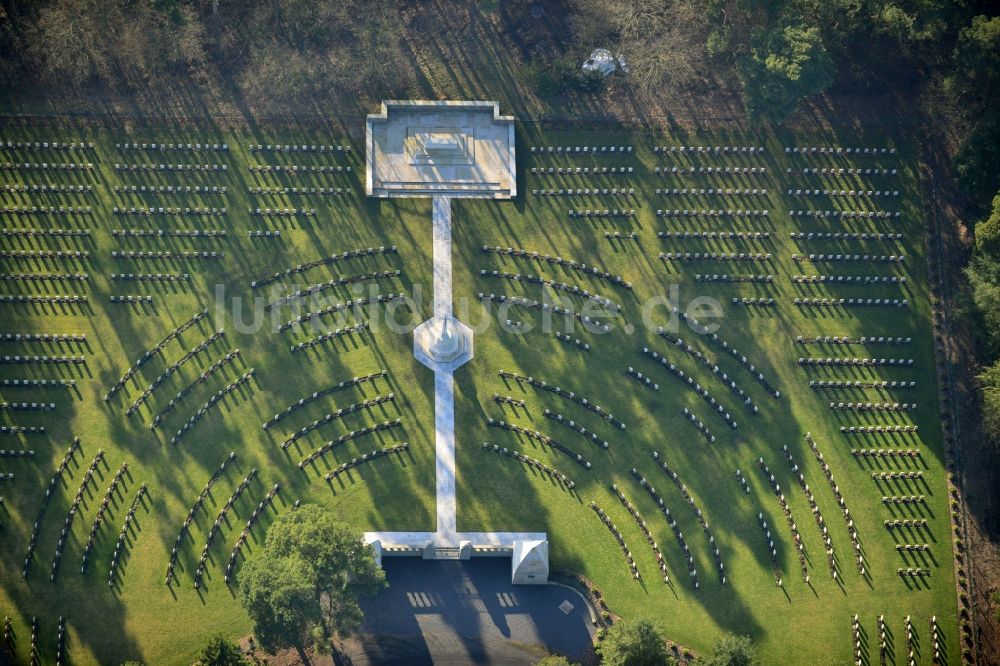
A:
[366, 101, 516, 199]
[365, 532, 550, 584]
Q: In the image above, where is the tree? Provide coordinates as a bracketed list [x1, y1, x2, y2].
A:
[347, 0, 407, 94]
[955, 114, 1000, 204]
[966, 254, 1000, 355]
[238, 505, 387, 653]
[572, 0, 709, 94]
[954, 16, 1000, 90]
[594, 618, 673, 666]
[535, 655, 576, 666]
[268, 0, 354, 51]
[950, 17, 1000, 200]
[196, 635, 247, 666]
[25, 0, 205, 88]
[976, 362, 1000, 443]
[611, 0, 709, 92]
[229, 0, 408, 110]
[965, 194, 1000, 356]
[975, 194, 1000, 255]
[238, 45, 331, 113]
[871, 2, 949, 46]
[524, 57, 604, 97]
[703, 634, 758, 666]
[740, 24, 834, 120]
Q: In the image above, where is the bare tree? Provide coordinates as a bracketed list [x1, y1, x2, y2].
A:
[26, 0, 206, 87]
[572, 0, 709, 93]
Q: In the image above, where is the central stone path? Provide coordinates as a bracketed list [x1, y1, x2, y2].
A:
[435, 372, 457, 535]
[432, 195, 453, 317]
[432, 195, 457, 535]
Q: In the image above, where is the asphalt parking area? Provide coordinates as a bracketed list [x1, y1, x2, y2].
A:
[343, 558, 597, 665]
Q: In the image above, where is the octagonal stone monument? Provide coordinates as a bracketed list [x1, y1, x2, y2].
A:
[413, 314, 473, 372]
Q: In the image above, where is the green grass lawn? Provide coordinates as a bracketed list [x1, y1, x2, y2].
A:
[0, 123, 959, 665]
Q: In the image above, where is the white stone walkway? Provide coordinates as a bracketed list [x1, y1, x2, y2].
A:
[366, 194, 545, 561]
[435, 371, 456, 535]
[431, 195, 457, 535]
[432, 195, 453, 318]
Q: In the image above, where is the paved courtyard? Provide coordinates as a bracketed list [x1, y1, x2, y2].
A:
[343, 559, 597, 665]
